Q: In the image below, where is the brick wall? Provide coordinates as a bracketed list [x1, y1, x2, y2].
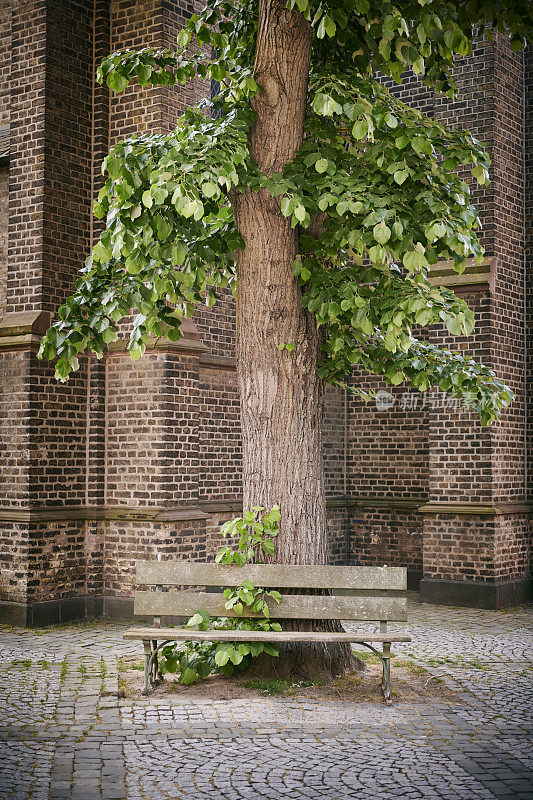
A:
[419, 37, 530, 605]
[527, 46, 533, 513]
[490, 39, 526, 506]
[198, 366, 242, 503]
[106, 350, 201, 506]
[0, 4, 530, 621]
[7, 0, 47, 314]
[424, 295, 492, 505]
[42, 0, 94, 313]
[0, 352, 31, 507]
[0, 1, 8, 320]
[0, 165, 7, 320]
[349, 37, 531, 605]
[103, 519, 206, 602]
[0, 0, 10, 128]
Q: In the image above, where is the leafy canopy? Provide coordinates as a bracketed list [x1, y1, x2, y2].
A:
[39, 0, 532, 424]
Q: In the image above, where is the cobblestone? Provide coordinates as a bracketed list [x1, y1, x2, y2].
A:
[0, 595, 531, 799]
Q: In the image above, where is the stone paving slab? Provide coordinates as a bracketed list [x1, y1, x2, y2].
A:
[0, 595, 532, 799]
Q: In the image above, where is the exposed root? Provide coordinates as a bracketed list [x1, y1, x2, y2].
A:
[242, 640, 364, 682]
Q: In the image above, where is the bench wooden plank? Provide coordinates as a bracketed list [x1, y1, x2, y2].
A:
[133, 591, 407, 621]
[136, 562, 406, 591]
[124, 627, 411, 643]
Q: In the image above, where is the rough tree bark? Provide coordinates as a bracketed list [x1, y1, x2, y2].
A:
[231, 0, 358, 678]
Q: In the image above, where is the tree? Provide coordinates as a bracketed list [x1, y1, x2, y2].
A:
[39, 0, 531, 676]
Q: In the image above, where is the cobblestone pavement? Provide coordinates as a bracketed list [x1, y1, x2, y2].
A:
[0, 595, 531, 800]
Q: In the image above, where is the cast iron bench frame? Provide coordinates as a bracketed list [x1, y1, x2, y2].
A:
[124, 561, 411, 703]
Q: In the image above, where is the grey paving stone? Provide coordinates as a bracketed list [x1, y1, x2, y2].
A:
[0, 597, 531, 799]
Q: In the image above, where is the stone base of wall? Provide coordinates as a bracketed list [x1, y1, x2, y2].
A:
[102, 595, 135, 620]
[0, 595, 103, 627]
[407, 568, 423, 590]
[0, 594, 137, 626]
[420, 577, 532, 609]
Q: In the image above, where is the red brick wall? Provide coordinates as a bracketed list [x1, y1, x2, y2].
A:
[526, 46, 533, 524]
[0, 165, 7, 320]
[106, 350, 201, 506]
[423, 515, 496, 583]
[0, 1, 8, 319]
[425, 295, 492, 505]
[0, 0, 10, 128]
[348, 39, 531, 597]
[7, 0, 47, 314]
[103, 519, 206, 598]
[198, 367, 242, 503]
[0, 6, 530, 616]
[490, 40, 526, 505]
[0, 352, 31, 507]
[0, 522, 28, 604]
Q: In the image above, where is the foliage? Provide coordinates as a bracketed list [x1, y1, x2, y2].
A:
[38, 0, 532, 423]
[215, 503, 281, 564]
[158, 506, 283, 685]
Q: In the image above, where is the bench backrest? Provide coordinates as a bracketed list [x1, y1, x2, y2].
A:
[134, 562, 407, 624]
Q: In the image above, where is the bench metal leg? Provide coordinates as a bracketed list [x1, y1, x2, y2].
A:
[142, 640, 151, 696]
[151, 639, 162, 683]
[353, 641, 393, 705]
[141, 639, 173, 696]
[381, 642, 391, 705]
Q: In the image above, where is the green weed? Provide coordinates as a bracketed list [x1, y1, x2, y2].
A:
[10, 659, 31, 669]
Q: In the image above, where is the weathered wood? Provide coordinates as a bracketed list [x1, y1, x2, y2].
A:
[136, 562, 407, 591]
[124, 627, 411, 643]
[133, 590, 407, 621]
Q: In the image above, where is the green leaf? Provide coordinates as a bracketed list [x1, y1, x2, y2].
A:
[294, 204, 306, 223]
[137, 64, 152, 86]
[446, 312, 466, 336]
[214, 647, 230, 667]
[373, 221, 391, 245]
[471, 165, 487, 185]
[393, 169, 409, 185]
[107, 72, 129, 92]
[280, 196, 292, 217]
[201, 181, 218, 198]
[93, 201, 106, 219]
[352, 119, 369, 139]
[261, 538, 275, 555]
[155, 214, 171, 240]
[179, 667, 198, 685]
[315, 158, 328, 173]
[425, 222, 447, 241]
[177, 28, 191, 49]
[403, 250, 429, 271]
[141, 190, 153, 209]
[313, 93, 342, 116]
[323, 15, 336, 37]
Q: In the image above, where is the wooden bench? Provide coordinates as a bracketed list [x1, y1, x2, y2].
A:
[124, 561, 411, 703]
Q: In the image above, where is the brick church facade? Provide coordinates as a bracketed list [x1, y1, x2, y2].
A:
[0, 0, 531, 625]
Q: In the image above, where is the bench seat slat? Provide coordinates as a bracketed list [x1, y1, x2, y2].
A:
[133, 591, 407, 621]
[124, 627, 411, 643]
[136, 562, 406, 591]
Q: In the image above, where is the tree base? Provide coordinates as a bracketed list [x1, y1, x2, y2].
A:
[243, 640, 364, 681]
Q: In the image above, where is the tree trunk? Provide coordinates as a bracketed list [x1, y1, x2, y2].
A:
[231, 0, 358, 679]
